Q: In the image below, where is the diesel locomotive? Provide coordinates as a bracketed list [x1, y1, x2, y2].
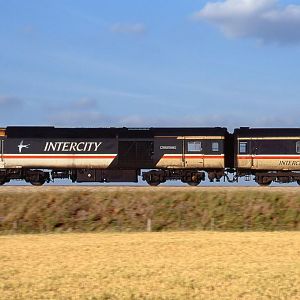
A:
[1, 126, 300, 186]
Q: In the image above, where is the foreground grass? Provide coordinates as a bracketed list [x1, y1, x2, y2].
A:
[0, 232, 299, 299]
[0, 186, 300, 233]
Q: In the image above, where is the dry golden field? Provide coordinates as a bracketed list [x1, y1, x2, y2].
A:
[0, 232, 300, 300]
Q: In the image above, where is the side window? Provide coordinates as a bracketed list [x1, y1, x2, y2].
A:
[188, 141, 202, 152]
[212, 142, 219, 152]
[239, 142, 247, 154]
[296, 141, 300, 154]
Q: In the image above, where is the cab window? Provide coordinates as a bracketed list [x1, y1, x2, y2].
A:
[239, 142, 247, 154]
[296, 141, 300, 154]
[188, 141, 202, 152]
[212, 142, 219, 152]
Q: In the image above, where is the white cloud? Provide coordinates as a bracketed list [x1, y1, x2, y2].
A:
[110, 23, 146, 35]
[194, 0, 300, 44]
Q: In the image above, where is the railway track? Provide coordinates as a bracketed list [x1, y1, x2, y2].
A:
[0, 185, 300, 193]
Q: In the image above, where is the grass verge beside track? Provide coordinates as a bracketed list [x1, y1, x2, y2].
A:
[0, 186, 299, 233]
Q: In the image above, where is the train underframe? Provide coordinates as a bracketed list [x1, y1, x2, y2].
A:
[1, 168, 300, 186]
[0, 168, 225, 186]
[237, 170, 300, 186]
[142, 169, 224, 186]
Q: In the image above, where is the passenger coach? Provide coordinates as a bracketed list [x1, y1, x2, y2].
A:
[234, 127, 300, 186]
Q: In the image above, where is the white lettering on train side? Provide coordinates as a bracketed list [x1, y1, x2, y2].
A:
[76, 142, 85, 152]
[44, 142, 102, 152]
[160, 146, 176, 150]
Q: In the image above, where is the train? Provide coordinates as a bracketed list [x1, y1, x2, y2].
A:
[1, 126, 300, 186]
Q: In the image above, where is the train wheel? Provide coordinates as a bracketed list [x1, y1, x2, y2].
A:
[257, 181, 271, 187]
[146, 180, 160, 186]
[187, 181, 200, 186]
[30, 179, 46, 186]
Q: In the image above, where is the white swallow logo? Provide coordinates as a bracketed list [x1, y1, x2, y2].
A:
[18, 140, 30, 153]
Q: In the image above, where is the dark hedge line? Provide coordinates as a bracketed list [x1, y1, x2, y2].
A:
[0, 189, 299, 233]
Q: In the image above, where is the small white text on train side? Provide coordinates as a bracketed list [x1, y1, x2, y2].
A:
[160, 146, 176, 150]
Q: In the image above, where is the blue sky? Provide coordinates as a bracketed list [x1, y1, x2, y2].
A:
[1, 0, 300, 130]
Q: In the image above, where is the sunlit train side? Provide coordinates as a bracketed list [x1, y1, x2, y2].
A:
[1, 126, 300, 186]
[0, 127, 227, 186]
[234, 127, 300, 186]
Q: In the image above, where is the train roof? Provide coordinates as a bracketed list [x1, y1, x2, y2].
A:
[234, 127, 300, 137]
[5, 126, 228, 138]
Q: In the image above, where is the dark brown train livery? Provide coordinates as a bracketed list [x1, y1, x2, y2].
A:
[1, 126, 300, 186]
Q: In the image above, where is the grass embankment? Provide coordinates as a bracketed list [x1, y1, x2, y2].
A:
[0, 187, 299, 233]
[0, 232, 300, 299]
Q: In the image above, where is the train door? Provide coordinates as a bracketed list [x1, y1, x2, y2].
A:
[118, 139, 154, 169]
[251, 140, 264, 169]
[238, 140, 252, 169]
[183, 138, 204, 169]
[251, 140, 258, 169]
[0, 139, 4, 168]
